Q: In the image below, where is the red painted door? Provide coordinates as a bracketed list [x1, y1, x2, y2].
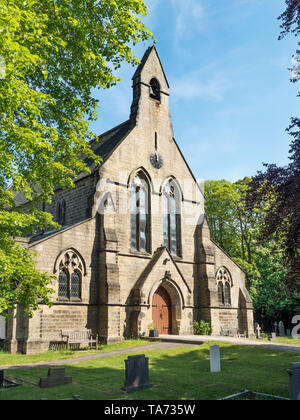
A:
[152, 286, 172, 334]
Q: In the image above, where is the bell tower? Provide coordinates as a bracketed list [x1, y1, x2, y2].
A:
[129, 46, 174, 140]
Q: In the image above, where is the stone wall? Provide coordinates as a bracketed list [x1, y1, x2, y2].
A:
[44, 174, 98, 226]
[5, 218, 100, 353]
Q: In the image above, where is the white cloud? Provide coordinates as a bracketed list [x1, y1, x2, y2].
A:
[168, 0, 206, 52]
[172, 78, 226, 102]
[171, 0, 205, 32]
[144, 0, 161, 29]
[171, 60, 238, 102]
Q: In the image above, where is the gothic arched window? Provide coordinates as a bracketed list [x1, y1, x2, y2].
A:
[149, 78, 161, 101]
[57, 200, 66, 226]
[71, 271, 82, 299]
[58, 269, 69, 299]
[130, 173, 151, 253]
[216, 267, 232, 306]
[224, 282, 231, 306]
[163, 179, 182, 257]
[57, 250, 83, 300]
[218, 282, 224, 305]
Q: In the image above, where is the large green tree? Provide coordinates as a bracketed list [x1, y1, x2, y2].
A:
[204, 178, 299, 324]
[246, 0, 300, 292]
[204, 177, 261, 266]
[0, 0, 153, 315]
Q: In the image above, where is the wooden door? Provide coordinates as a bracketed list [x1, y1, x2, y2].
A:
[152, 286, 172, 334]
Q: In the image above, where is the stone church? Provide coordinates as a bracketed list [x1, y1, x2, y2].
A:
[3, 46, 254, 354]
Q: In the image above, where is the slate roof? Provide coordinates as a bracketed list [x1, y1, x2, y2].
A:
[57, 119, 134, 185]
[91, 119, 133, 164]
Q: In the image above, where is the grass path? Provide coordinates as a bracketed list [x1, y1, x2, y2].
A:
[1, 342, 183, 371]
[0, 340, 152, 368]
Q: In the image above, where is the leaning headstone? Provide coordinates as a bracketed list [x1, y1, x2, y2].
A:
[0, 370, 4, 389]
[123, 355, 151, 392]
[39, 367, 72, 388]
[279, 321, 285, 337]
[287, 362, 300, 400]
[210, 345, 221, 373]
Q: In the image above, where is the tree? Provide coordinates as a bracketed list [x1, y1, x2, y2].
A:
[204, 178, 299, 325]
[246, 0, 300, 292]
[0, 0, 153, 315]
[204, 177, 261, 265]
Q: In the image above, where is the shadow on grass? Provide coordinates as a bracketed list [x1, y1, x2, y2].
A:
[0, 343, 299, 401]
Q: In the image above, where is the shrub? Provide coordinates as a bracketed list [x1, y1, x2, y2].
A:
[148, 322, 158, 330]
[193, 320, 212, 336]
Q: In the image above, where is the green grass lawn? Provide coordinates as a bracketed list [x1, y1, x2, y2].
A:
[0, 339, 151, 367]
[1, 341, 299, 400]
[259, 336, 300, 346]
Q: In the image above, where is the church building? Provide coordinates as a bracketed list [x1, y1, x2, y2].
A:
[4, 47, 254, 354]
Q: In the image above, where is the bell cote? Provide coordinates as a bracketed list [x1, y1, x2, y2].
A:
[130, 46, 172, 129]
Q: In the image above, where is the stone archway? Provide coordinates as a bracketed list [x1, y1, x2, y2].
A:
[150, 279, 183, 335]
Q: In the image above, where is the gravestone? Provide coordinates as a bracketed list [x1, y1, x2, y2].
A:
[255, 323, 261, 339]
[0, 316, 5, 339]
[39, 367, 72, 388]
[287, 329, 291, 337]
[269, 332, 276, 342]
[0, 370, 3, 389]
[123, 355, 151, 392]
[279, 321, 285, 337]
[273, 321, 278, 334]
[287, 362, 300, 400]
[210, 345, 221, 373]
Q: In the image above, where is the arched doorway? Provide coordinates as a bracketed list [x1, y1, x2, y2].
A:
[152, 286, 172, 334]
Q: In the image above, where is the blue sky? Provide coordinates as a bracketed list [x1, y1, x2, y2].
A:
[89, 0, 299, 182]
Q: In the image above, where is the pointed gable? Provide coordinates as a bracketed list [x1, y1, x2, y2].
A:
[132, 46, 170, 91]
[133, 247, 192, 297]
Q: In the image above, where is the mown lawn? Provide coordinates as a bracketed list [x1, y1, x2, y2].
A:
[1, 341, 299, 400]
[0, 339, 151, 367]
[259, 337, 300, 346]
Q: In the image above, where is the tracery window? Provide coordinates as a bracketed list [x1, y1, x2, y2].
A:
[163, 179, 182, 257]
[218, 282, 224, 306]
[216, 267, 232, 306]
[58, 251, 83, 300]
[130, 173, 151, 253]
[149, 78, 161, 101]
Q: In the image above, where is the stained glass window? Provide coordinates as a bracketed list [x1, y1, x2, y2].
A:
[130, 173, 150, 253]
[224, 282, 231, 305]
[58, 250, 83, 300]
[218, 282, 224, 305]
[216, 267, 232, 306]
[163, 180, 182, 257]
[71, 271, 81, 299]
[58, 270, 69, 299]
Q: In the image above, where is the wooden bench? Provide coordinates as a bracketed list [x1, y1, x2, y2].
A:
[61, 329, 98, 350]
[221, 326, 247, 338]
